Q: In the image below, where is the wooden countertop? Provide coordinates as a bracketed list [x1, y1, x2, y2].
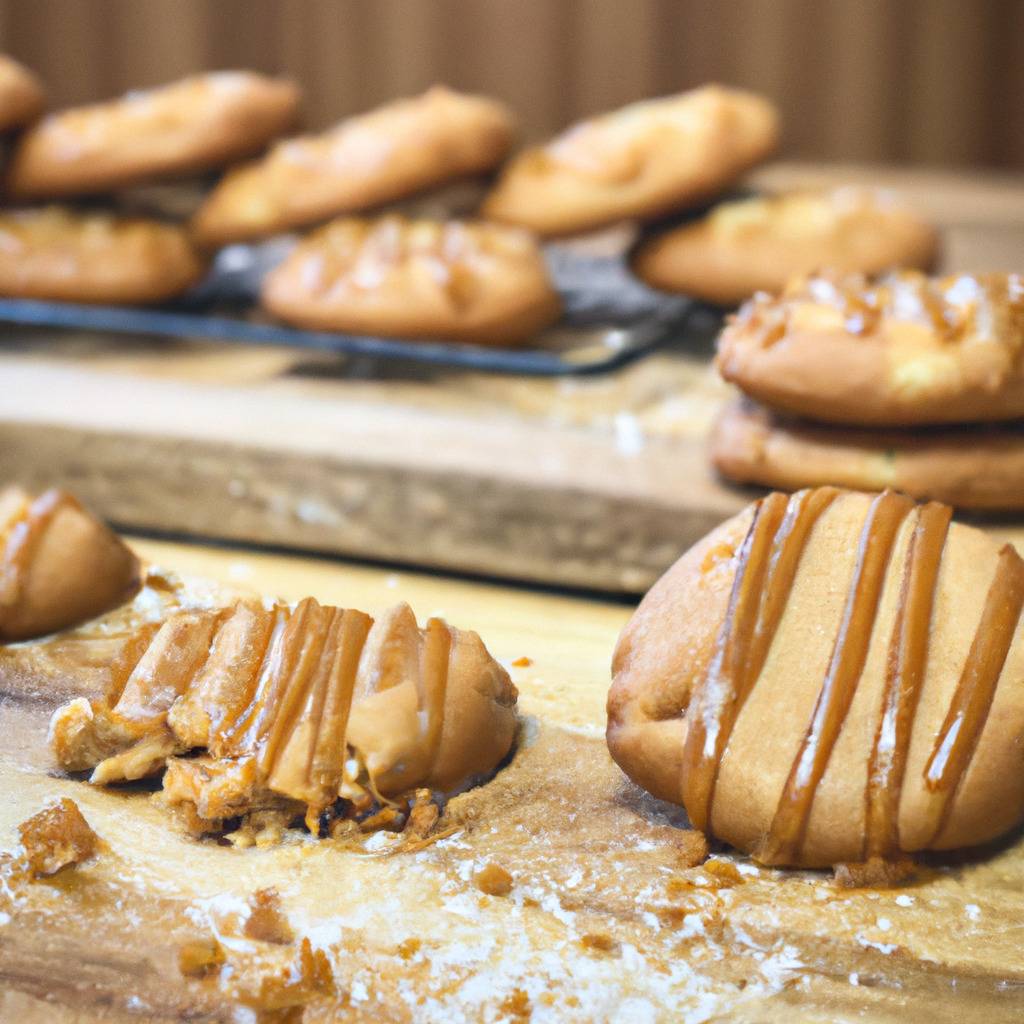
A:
[1, 162, 1022, 593]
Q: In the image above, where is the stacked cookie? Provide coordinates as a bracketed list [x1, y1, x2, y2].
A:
[711, 270, 1024, 510]
[632, 187, 939, 306]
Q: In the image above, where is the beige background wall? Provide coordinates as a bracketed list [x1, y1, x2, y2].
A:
[0, 0, 1021, 170]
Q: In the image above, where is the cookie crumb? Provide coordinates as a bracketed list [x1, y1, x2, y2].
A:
[406, 789, 441, 839]
[18, 798, 99, 878]
[500, 988, 531, 1018]
[474, 863, 513, 896]
[677, 829, 710, 868]
[833, 856, 917, 889]
[241, 937, 334, 1010]
[580, 931, 620, 955]
[244, 887, 294, 945]
[179, 937, 225, 978]
[702, 858, 745, 887]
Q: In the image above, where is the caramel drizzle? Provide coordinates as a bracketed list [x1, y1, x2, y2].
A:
[864, 502, 951, 859]
[759, 491, 914, 865]
[687, 486, 1024, 864]
[0, 489, 80, 604]
[681, 487, 839, 832]
[420, 618, 453, 776]
[103, 597, 457, 811]
[918, 544, 1024, 845]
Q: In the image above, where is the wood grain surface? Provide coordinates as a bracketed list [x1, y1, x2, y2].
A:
[2, 539, 1024, 1021]
[0, 163, 1022, 591]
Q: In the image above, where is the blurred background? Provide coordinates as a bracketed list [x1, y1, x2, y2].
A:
[0, 0, 1021, 170]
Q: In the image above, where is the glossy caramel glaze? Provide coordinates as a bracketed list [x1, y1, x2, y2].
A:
[735, 271, 1024, 349]
[49, 597, 518, 834]
[609, 487, 1024, 867]
[0, 487, 140, 642]
[864, 501, 951, 858]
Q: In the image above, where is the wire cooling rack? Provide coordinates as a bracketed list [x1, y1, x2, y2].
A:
[0, 239, 709, 377]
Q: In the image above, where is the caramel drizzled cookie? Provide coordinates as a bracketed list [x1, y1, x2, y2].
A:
[261, 215, 561, 345]
[717, 271, 1024, 425]
[0, 206, 206, 304]
[634, 189, 939, 306]
[482, 84, 778, 237]
[0, 487, 140, 642]
[0, 54, 44, 133]
[192, 86, 516, 247]
[7, 71, 300, 198]
[712, 398, 1024, 511]
[50, 599, 518, 835]
[608, 487, 1024, 868]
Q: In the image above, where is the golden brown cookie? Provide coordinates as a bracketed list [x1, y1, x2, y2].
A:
[716, 271, 1024, 426]
[0, 486, 140, 642]
[50, 598, 518, 835]
[6, 71, 300, 198]
[633, 189, 939, 306]
[191, 86, 516, 247]
[0, 54, 44, 132]
[261, 215, 561, 346]
[0, 206, 206, 304]
[482, 84, 778, 238]
[608, 486, 1024, 868]
[711, 398, 1024, 511]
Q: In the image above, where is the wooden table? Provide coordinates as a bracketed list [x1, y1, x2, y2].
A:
[2, 162, 1021, 593]
[4, 536, 1024, 1022]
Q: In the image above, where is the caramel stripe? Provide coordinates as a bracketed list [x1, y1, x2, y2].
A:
[682, 488, 838, 833]
[919, 544, 1024, 846]
[1, 489, 78, 601]
[421, 618, 453, 775]
[220, 602, 301, 752]
[259, 600, 332, 777]
[864, 502, 951, 860]
[309, 608, 372, 789]
[760, 490, 915, 866]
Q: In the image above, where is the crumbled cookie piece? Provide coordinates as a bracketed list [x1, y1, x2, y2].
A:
[834, 856, 918, 889]
[406, 789, 441, 839]
[241, 937, 334, 1011]
[677, 829, 710, 868]
[244, 888, 295, 945]
[18, 798, 99, 878]
[580, 931, 620, 955]
[500, 988, 532, 1019]
[702, 858, 745, 887]
[475, 863, 513, 896]
[179, 937, 226, 978]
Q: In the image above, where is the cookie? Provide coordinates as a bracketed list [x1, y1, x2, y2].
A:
[608, 486, 1024, 867]
[0, 486, 140, 642]
[482, 84, 778, 237]
[716, 271, 1024, 426]
[192, 86, 516, 247]
[0, 206, 206, 304]
[7, 71, 300, 199]
[711, 398, 1024, 511]
[633, 189, 939, 306]
[261, 215, 561, 346]
[0, 54, 44, 132]
[51, 598, 518, 836]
